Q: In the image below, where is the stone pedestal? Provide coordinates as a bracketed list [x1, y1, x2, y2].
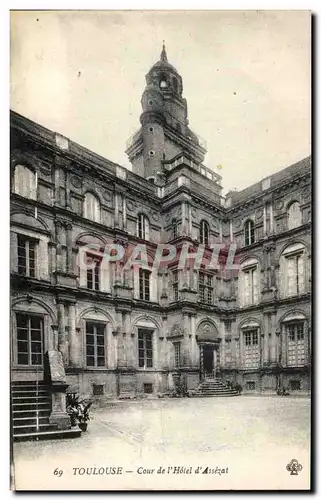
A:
[49, 383, 71, 430]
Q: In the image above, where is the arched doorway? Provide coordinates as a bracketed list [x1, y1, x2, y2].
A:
[196, 320, 221, 380]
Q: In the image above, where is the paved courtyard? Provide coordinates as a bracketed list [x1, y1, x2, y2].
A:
[12, 396, 311, 491]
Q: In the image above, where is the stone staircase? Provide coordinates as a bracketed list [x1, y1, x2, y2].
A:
[11, 381, 81, 441]
[192, 378, 241, 397]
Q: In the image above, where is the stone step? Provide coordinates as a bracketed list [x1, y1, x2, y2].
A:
[13, 416, 51, 427]
[13, 427, 82, 442]
[12, 402, 52, 412]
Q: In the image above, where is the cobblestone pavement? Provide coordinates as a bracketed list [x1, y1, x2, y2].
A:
[12, 396, 311, 491]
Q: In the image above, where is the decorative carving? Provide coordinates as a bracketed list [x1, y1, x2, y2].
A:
[152, 212, 160, 222]
[234, 218, 242, 228]
[275, 199, 284, 212]
[165, 213, 171, 223]
[256, 208, 263, 219]
[169, 323, 184, 338]
[40, 163, 52, 176]
[126, 200, 135, 211]
[48, 350, 66, 383]
[70, 174, 82, 188]
[191, 208, 197, 219]
[103, 190, 113, 204]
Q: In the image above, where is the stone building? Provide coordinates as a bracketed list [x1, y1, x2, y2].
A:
[10, 45, 311, 431]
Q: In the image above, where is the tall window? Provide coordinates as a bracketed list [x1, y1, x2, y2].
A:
[137, 214, 150, 240]
[241, 265, 259, 306]
[13, 165, 37, 200]
[139, 268, 150, 301]
[172, 270, 179, 301]
[198, 272, 214, 304]
[16, 314, 43, 366]
[244, 220, 255, 246]
[285, 253, 304, 296]
[287, 202, 302, 230]
[86, 255, 100, 291]
[225, 338, 232, 364]
[286, 322, 306, 366]
[17, 234, 36, 278]
[85, 322, 106, 367]
[84, 193, 100, 222]
[243, 329, 260, 368]
[173, 342, 181, 367]
[138, 329, 153, 368]
[200, 220, 210, 245]
[172, 219, 178, 239]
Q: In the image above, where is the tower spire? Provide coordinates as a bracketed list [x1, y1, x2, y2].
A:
[161, 41, 168, 63]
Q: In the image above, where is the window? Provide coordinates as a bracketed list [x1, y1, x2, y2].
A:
[172, 77, 178, 93]
[246, 381, 256, 390]
[172, 270, 179, 301]
[289, 380, 301, 391]
[243, 329, 260, 368]
[138, 329, 153, 368]
[198, 272, 214, 304]
[17, 234, 36, 278]
[200, 220, 210, 245]
[286, 322, 306, 367]
[285, 253, 304, 296]
[172, 220, 178, 239]
[93, 384, 104, 396]
[244, 220, 255, 246]
[287, 202, 302, 230]
[16, 314, 43, 366]
[85, 322, 106, 367]
[137, 214, 150, 240]
[86, 255, 100, 291]
[242, 266, 259, 306]
[84, 193, 100, 222]
[13, 165, 37, 200]
[174, 342, 181, 368]
[144, 383, 153, 393]
[139, 269, 150, 301]
[149, 150, 155, 157]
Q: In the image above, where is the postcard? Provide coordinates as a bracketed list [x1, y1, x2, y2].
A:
[10, 9, 311, 491]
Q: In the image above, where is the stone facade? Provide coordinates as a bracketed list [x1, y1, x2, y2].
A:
[10, 46, 311, 399]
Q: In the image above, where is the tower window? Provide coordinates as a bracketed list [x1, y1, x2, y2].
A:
[148, 100, 153, 106]
[149, 150, 155, 157]
[172, 77, 178, 93]
[149, 127, 154, 132]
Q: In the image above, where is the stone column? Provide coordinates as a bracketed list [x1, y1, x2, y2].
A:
[270, 203, 274, 234]
[57, 302, 68, 366]
[55, 221, 65, 273]
[219, 220, 223, 242]
[229, 220, 233, 242]
[68, 303, 80, 367]
[182, 313, 191, 366]
[114, 191, 119, 228]
[263, 204, 267, 236]
[263, 314, 269, 364]
[65, 169, 71, 209]
[122, 196, 127, 230]
[270, 312, 277, 363]
[188, 203, 192, 236]
[66, 223, 73, 274]
[54, 165, 60, 206]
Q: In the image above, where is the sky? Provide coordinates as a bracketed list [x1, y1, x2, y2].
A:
[10, 10, 311, 194]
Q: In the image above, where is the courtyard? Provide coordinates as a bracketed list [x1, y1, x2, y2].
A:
[12, 396, 311, 491]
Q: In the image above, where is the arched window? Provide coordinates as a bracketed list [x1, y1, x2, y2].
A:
[287, 201, 302, 230]
[200, 220, 210, 245]
[279, 243, 306, 297]
[84, 192, 100, 222]
[137, 213, 150, 240]
[241, 321, 261, 369]
[239, 258, 259, 307]
[13, 165, 37, 200]
[244, 220, 255, 246]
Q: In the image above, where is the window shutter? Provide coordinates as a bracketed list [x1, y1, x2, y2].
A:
[133, 267, 139, 299]
[145, 217, 150, 241]
[252, 268, 259, 303]
[38, 239, 49, 280]
[286, 257, 296, 296]
[244, 272, 250, 305]
[297, 254, 305, 293]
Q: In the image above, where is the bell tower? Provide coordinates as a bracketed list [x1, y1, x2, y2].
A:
[126, 44, 206, 181]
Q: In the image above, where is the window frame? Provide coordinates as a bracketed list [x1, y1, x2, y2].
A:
[198, 271, 214, 305]
[85, 321, 106, 368]
[200, 220, 210, 246]
[139, 268, 151, 301]
[17, 234, 37, 278]
[13, 164, 37, 200]
[138, 329, 153, 369]
[244, 220, 255, 246]
[137, 213, 150, 241]
[16, 313, 44, 367]
[86, 254, 101, 291]
[173, 341, 181, 368]
[287, 201, 302, 230]
[84, 192, 100, 223]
